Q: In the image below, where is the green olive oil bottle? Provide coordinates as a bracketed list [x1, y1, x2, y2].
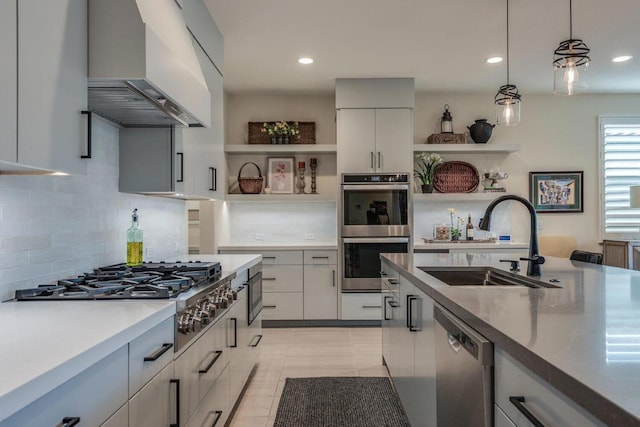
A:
[127, 209, 143, 266]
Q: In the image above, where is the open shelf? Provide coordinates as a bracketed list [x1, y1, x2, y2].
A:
[413, 192, 520, 202]
[225, 193, 337, 202]
[413, 143, 520, 154]
[225, 144, 337, 154]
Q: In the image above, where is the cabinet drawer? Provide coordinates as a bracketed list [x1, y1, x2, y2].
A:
[262, 292, 303, 320]
[129, 316, 175, 397]
[341, 293, 382, 320]
[262, 265, 303, 292]
[304, 250, 338, 265]
[495, 347, 605, 427]
[1, 346, 128, 427]
[186, 363, 230, 427]
[129, 361, 175, 427]
[260, 250, 302, 265]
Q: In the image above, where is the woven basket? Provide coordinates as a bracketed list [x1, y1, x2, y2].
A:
[248, 122, 316, 144]
[433, 161, 479, 193]
[237, 162, 264, 194]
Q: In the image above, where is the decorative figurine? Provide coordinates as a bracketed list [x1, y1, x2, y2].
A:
[297, 161, 307, 194]
[310, 158, 318, 194]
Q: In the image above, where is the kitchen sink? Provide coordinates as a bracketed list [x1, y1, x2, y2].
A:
[419, 267, 560, 288]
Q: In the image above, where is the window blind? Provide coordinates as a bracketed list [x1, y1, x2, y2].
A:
[602, 119, 640, 234]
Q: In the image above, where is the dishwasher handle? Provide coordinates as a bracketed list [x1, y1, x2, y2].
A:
[433, 303, 493, 366]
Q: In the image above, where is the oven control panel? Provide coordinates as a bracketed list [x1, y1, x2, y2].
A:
[342, 173, 409, 184]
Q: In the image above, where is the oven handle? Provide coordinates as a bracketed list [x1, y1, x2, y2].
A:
[342, 237, 409, 244]
[342, 184, 409, 191]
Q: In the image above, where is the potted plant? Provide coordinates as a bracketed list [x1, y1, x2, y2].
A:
[261, 121, 300, 144]
[414, 152, 443, 193]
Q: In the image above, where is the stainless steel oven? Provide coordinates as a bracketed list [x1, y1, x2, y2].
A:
[342, 237, 409, 292]
[341, 173, 411, 237]
[247, 263, 262, 325]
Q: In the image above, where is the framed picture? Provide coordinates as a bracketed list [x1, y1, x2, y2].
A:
[267, 157, 295, 194]
[529, 171, 583, 213]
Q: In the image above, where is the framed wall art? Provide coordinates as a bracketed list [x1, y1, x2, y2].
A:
[267, 157, 295, 194]
[529, 171, 583, 213]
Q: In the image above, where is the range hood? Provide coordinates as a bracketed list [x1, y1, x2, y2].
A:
[88, 0, 211, 128]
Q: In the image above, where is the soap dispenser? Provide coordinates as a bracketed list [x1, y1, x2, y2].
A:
[127, 209, 143, 266]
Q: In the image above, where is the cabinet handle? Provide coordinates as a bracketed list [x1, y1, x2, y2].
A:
[388, 300, 400, 308]
[230, 318, 237, 348]
[209, 167, 217, 191]
[370, 152, 374, 169]
[199, 350, 223, 374]
[250, 334, 263, 347]
[332, 269, 336, 287]
[380, 270, 387, 276]
[263, 305, 277, 308]
[80, 111, 92, 159]
[263, 277, 276, 281]
[509, 396, 545, 427]
[263, 256, 276, 260]
[383, 296, 391, 320]
[176, 152, 184, 182]
[377, 151, 381, 169]
[362, 305, 382, 309]
[406, 294, 414, 328]
[409, 296, 420, 332]
[143, 343, 173, 362]
[170, 379, 180, 427]
[209, 410, 223, 426]
[58, 417, 80, 427]
[388, 278, 398, 285]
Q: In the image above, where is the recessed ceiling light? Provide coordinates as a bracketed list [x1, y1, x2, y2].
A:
[486, 57, 503, 64]
[298, 57, 314, 65]
[612, 55, 633, 63]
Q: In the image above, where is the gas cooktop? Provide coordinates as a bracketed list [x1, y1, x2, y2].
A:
[14, 261, 222, 301]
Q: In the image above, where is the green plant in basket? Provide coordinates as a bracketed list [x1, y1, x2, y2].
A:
[414, 152, 443, 185]
[261, 121, 300, 137]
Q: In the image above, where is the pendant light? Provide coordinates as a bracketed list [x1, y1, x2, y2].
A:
[553, 0, 591, 95]
[495, 0, 521, 126]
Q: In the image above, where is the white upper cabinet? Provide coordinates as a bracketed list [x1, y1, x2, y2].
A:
[15, 0, 88, 174]
[0, 1, 17, 165]
[336, 78, 414, 174]
[337, 108, 412, 174]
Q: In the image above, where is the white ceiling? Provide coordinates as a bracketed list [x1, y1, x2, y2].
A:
[205, 0, 640, 95]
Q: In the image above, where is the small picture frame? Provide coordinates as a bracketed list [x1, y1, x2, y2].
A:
[267, 157, 295, 194]
[529, 171, 584, 213]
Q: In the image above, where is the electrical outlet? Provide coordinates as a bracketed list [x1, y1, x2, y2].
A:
[304, 233, 315, 240]
[255, 233, 265, 240]
[537, 219, 544, 230]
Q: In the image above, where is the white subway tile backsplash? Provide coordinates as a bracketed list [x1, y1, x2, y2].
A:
[0, 118, 186, 300]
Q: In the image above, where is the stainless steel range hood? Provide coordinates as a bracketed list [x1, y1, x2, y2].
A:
[88, 0, 211, 128]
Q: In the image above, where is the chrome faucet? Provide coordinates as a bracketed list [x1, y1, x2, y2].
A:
[479, 194, 545, 276]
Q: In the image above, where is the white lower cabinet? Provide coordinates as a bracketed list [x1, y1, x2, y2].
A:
[129, 317, 175, 397]
[129, 361, 176, 427]
[341, 293, 382, 320]
[187, 364, 231, 427]
[494, 347, 605, 427]
[1, 346, 128, 427]
[263, 292, 304, 320]
[304, 263, 338, 319]
[381, 268, 437, 427]
[228, 287, 249, 400]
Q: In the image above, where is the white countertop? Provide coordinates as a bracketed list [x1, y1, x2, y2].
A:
[414, 241, 528, 250]
[218, 243, 338, 251]
[0, 254, 261, 422]
[0, 301, 175, 422]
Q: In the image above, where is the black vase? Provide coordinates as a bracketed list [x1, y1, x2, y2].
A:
[467, 119, 495, 144]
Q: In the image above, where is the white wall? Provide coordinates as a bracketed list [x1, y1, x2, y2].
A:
[222, 92, 640, 251]
[0, 118, 187, 301]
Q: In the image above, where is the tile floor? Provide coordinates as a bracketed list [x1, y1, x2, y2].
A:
[228, 327, 386, 427]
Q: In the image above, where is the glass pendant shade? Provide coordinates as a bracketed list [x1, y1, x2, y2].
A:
[553, 40, 590, 95]
[495, 84, 521, 126]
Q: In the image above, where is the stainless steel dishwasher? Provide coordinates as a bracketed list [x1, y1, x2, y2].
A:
[433, 303, 494, 427]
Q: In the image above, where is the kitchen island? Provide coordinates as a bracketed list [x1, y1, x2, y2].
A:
[383, 252, 640, 426]
[0, 254, 261, 425]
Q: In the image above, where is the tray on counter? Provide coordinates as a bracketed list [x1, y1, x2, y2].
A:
[422, 238, 498, 244]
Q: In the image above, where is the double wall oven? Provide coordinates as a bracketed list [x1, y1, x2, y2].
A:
[341, 173, 411, 292]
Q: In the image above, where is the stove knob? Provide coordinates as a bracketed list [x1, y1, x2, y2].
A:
[178, 314, 193, 334]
